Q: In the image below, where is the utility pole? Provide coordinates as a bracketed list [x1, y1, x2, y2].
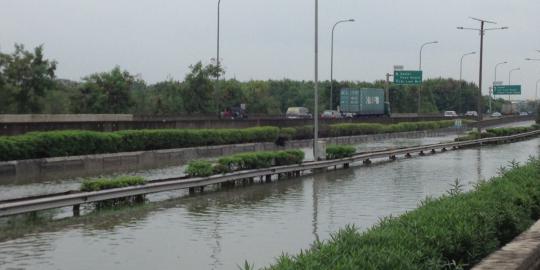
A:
[385, 73, 393, 115]
[313, 0, 319, 159]
[418, 41, 438, 113]
[330, 19, 354, 110]
[458, 17, 508, 121]
[459, 51, 476, 113]
[215, 0, 222, 118]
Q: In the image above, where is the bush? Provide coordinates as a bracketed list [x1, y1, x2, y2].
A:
[185, 160, 214, 177]
[0, 126, 280, 161]
[327, 120, 460, 138]
[264, 158, 540, 270]
[455, 125, 539, 142]
[80, 176, 146, 192]
[218, 150, 304, 171]
[326, 145, 356, 159]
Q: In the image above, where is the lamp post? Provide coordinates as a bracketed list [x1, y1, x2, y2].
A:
[457, 17, 508, 120]
[458, 51, 476, 113]
[330, 18, 355, 110]
[536, 79, 540, 102]
[509, 68, 520, 84]
[215, 0, 222, 117]
[313, 0, 319, 159]
[418, 41, 438, 113]
[491, 61, 508, 113]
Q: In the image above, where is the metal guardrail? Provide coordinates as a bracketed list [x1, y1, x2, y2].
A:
[1, 130, 539, 218]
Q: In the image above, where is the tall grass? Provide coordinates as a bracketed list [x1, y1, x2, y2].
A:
[262, 158, 540, 270]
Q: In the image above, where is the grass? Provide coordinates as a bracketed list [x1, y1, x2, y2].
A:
[259, 157, 540, 270]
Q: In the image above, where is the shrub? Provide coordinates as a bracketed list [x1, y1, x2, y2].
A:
[455, 125, 538, 142]
[185, 160, 214, 177]
[264, 158, 540, 270]
[326, 145, 356, 159]
[214, 150, 305, 173]
[80, 176, 146, 192]
[0, 126, 280, 161]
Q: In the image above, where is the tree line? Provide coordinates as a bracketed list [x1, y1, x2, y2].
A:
[0, 44, 515, 116]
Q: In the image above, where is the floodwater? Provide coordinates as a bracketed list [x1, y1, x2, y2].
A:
[0, 123, 539, 270]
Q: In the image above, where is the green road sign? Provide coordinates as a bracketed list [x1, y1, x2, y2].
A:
[394, 70, 422, 85]
[493, 85, 521, 95]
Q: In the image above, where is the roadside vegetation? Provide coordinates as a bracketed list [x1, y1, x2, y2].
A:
[455, 125, 540, 142]
[258, 157, 540, 270]
[1, 44, 524, 116]
[80, 176, 146, 209]
[325, 145, 356, 160]
[186, 150, 305, 177]
[0, 120, 465, 161]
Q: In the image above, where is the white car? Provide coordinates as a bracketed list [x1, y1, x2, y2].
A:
[464, 111, 478, 117]
[443, 111, 458, 117]
[519, 112, 528, 116]
[491, 112, 502, 118]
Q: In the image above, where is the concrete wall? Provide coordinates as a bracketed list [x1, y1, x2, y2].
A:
[0, 128, 464, 185]
[0, 114, 133, 123]
[0, 114, 475, 135]
[472, 219, 540, 270]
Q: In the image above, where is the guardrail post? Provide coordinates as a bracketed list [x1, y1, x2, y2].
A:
[389, 155, 396, 160]
[73, 204, 80, 217]
[419, 151, 425, 156]
[431, 149, 436, 154]
[405, 153, 412, 158]
[265, 175, 272, 183]
[189, 187, 196, 194]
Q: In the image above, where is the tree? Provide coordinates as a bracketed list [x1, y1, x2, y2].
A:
[0, 44, 57, 113]
[74, 67, 135, 113]
[182, 62, 222, 114]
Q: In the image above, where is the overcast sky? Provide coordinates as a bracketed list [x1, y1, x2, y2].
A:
[1, 0, 539, 99]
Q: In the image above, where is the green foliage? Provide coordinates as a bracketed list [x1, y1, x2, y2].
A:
[186, 160, 214, 177]
[80, 176, 145, 192]
[0, 44, 57, 113]
[217, 150, 305, 172]
[327, 120, 460, 137]
[326, 145, 356, 159]
[73, 66, 136, 113]
[455, 125, 539, 142]
[0, 127, 280, 161]
[265, 158, 540, 270]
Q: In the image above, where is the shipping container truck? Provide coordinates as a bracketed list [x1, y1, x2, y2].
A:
[339, 88, 389, 117]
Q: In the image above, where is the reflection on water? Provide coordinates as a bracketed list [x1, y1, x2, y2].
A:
[0, 137, 539, 270]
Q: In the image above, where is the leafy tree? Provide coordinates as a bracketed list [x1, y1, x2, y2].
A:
[0, 44, 57, 113]
[74, 67, 135, 113]
[182, 62, 222, 114]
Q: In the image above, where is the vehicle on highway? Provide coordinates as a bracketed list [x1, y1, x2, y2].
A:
[286, 107, 312, 119]
[321, 110, 342, 119]
[491, 112, 502, 118]
[443, 111, 458, 117]
[519, 111, 529, 116]
[464, 111, 478, 117]
[342, 112, 354, 119]
[340, 88, 389, 117]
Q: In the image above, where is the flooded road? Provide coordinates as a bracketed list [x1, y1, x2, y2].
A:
[0, 128, 539, 270]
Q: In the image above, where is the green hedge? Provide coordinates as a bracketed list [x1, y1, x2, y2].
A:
[455, 125, 539, 142]
[0, 126, 280, 161]
[326, 145, 356, 159]
[184, 150, 305, 176]
[80, 176, 146, 192]
[185, 160, 214, 177]
[263, 158, 540, 270]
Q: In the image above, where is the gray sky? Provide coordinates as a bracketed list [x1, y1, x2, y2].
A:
[1, 0, 540, 99]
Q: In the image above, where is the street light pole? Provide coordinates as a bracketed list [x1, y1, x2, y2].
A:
[313, 0, 319, 159]
[330, 19, 354, 110]
[457, 17, 508, 121]
[418, 41, 438, 113]
[459, 51, 476, 113]
[215, 0, 222, 117]
[509, 68, 520, 84]
[536, 79, 540, 102]
[492, 61, 508, 113]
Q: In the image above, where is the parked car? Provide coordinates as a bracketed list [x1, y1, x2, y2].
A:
[464, 111, 478, 117]
[519, 111, 529, 116]
[443, 111, 458, 117]
[491, 112, 502, 118]
[286, 107, 312, 119]
[321, 110, 342, 119]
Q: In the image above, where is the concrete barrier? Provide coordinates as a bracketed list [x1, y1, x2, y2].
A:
[0, 128, 464, 184]
[472, 219, 540, 270]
